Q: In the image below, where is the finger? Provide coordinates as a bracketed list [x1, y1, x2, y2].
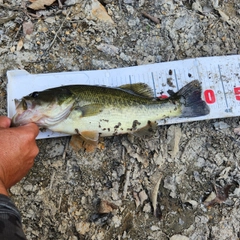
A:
[19, 123, 39, 138]
[0, 116, 11, 129]
[30, 143, 39, 158]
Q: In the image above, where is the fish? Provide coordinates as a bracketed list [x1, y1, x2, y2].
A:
[11, 80, 210, 142]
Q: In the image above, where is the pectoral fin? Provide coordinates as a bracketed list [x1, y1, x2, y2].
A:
[80, 130, 99, 142]
[80, 104, 103, 117]
[70, 134, 99, 152]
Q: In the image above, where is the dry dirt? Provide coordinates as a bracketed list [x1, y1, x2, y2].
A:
[0, 0, 240, 239]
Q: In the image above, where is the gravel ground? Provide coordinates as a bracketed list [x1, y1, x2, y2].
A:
[0, 0, 240, 239]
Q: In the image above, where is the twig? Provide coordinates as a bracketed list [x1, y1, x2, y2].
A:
[0, 13, 16, 24]
[47, 10, 71, 52]
[58, 0, 63, 8]
[118, 0, 122, 12]
[58, 193, 63, 210]
[0, 3, 19, 10]
[151, 173, 163, 217]
[142, 11, 160, 24]
[49, 170, 56, 190]
[123, 164, 132, 199]
[62, 137, 70, 160]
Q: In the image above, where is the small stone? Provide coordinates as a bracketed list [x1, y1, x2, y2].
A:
[44, 17, 55, 24]
[204, 191, 217, 205]
[192, 0, 203, 13]
[143, 203, 152, 213]
[233, 187, 240, 197]
[233, 127, 240, 135]
[112, 215, 122, 228]
[124, 0, 134, 4]
[150, 225, 160, 231]
[96, 43, 119, 56]
[10, 185, 22, 195]
[48, 143, 64, 158]
[170, 235, 189, 240]
[186, 200, 198, 210]
[112, 190, 119, 200]
[195, 157, 206, 168]
[120, 52, 132, 62]
[138, 190, 148, 205]
[75, 221, 90, 235]
[65, 0, 77, 5]
[213, 121, 230, 130]
[23, 184, 33, 192]
[164, 175, 177, 198]
[128, 17, 140, 27]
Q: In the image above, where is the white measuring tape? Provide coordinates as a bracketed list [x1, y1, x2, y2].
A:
[7, 55, 240, 139]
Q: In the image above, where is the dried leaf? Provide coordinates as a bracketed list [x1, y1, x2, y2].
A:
[234, 127, 240, 135]
[0, 13, 16, 24]
[23, 21, 34, 35]
[91, 0, 114, 23]
[10, 46, 15, 53]
[204, 184, 232, 207]
[133, 192, 140, 208]
[28, 0, 56, 10]
[16, 39, 24, 51]
[98, 200, 118, 214]
[70, 135, 98, 152]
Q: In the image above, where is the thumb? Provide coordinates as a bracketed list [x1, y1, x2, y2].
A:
[0, 116, 11, 129]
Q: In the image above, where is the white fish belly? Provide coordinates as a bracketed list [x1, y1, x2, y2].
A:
[49, 103, 182, 136]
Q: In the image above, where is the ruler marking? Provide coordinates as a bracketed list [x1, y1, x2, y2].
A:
[173, 69, 179, 90]
[151, 72, 157, 97]
[218, 64, 230, 112]
[129, 75, 132, 85]
[195, 62, 202, 83]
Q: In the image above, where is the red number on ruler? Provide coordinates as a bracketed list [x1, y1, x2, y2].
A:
[234, 87, 240, 101]
[204, 89, 216, 104]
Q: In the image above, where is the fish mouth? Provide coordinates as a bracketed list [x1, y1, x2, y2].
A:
[11, 111, 35, 127]
[11, 102, 74, 128]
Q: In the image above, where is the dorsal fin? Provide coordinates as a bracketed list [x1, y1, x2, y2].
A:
[119, 83, 154, 98]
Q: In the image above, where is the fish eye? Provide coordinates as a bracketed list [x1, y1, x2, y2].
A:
[29, 92, 39, 98]
[22, 100, 28, 110]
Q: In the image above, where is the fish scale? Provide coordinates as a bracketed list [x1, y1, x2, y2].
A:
[7, 55, 240, 139]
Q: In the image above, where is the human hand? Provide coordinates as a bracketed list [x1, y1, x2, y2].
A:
[0, 116, 39, 196]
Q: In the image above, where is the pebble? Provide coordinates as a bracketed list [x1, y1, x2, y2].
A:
[192, 0, 203, 12]
[170, 235, 189, 240]
[139, 190, 148, 205]
[143, 203, 152, 213]
[112, 215, 122, 228]
[96, 43, 119, 56]
[150, 225, 160, 231]
[164, 175, 177, 198]
[75, 222, 90, 235]
[213, 121, 230, 130]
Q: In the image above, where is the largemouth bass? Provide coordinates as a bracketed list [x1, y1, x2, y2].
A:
[12, 80, 209, 141]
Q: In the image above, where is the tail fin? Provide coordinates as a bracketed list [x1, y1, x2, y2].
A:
[175, 80, 210, 117]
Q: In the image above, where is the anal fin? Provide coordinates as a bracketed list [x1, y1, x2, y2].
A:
[133, 121, 158, 138]
[80, 130, 99, 142]
[70, 134, 99, 153]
